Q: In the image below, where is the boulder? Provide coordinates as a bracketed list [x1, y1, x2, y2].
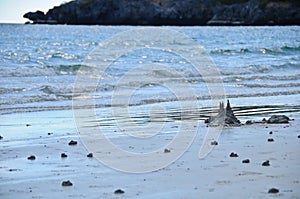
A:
[267, 115, 290, 124]
[23, 11, 46, 21]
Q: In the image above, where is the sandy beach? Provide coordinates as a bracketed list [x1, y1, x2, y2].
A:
[0, 24, 299, 199]
[1, 109, 299, 199]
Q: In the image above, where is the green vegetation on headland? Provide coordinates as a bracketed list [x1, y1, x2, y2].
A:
[24, 0, 300, 25]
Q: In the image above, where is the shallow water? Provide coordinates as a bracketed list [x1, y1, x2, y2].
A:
[0, 25, 299, 119]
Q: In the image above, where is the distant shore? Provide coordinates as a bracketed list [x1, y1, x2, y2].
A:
[23, 0, 300, 26]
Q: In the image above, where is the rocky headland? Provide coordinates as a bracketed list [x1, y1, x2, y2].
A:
[23, 0, 300, 25]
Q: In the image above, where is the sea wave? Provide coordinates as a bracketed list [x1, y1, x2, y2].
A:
[0, 64, 88, 77]
[211, 45, 300, 55]
[223, 74, 300, 82]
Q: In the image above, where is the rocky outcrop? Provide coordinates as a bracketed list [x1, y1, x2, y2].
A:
[23, 0, 300, 25]
[205, 100, 241, 126]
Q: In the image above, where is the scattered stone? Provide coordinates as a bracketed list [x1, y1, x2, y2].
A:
[262, 160, 270, 166]
[245, 120, 253, 125]
[269, 131, 273, 135]
[61, 153, 68, 158]
[0, 135, 3, 140]
[267, 115, 290, 124]
[211, 141, 218, 146]
[47, 132, 53, 135]
[164, 148, 171, 153]
[268, 188, 279, 194]
[114, 189, 125, 194]
[26, 124, 31, 127]
[267, 138, 274, 142]
[229, 152, 238, 157]
[27, 155, 36, 160]
[242, 159, 250, 163]
[298, 135, 300, 139]
[87, 153, 93, 158]
[262, 118, 267, 123]
[206, 100, 241, 126]
[68, 140, 77, 146]
[61, 180, 73, 187]
[9, 169, 19, 172]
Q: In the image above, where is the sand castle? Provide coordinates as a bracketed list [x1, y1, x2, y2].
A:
[205, 100, 241, 126]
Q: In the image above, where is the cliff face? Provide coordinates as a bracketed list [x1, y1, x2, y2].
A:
[23, 0, 300, 25]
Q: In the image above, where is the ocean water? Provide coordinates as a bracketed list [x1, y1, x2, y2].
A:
[0, 24, 299, 121]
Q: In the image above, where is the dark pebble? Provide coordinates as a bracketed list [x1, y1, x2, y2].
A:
[298, 135, 300, 138]
[62, 180, 73, 187]
[87, 153, 93, 158]
[114, 189, 125, 194]
[242, 159, 250, 163]
[269, 131, 273, 135]
[265, 126, 268, 128]
[27, 155, 36, 160]
[48, 132, 53, 135]
[229, 152, 238, 157]
[245, 120, 253, 125]
[61, 153, 68, 158]
[262, 160, 270, 166]
[211, 141, 218, 146]
[268, 188, 279, 194]
[267, 138, 274, 142]
[68, 140, 77, 146]
[0, 135, 3, 140]
[164, 148, 171, 153]
[26, 124, 31, 127]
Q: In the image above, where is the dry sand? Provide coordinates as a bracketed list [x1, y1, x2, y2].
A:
[0, 110, 299, 199]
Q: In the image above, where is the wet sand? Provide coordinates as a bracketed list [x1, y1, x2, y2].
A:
[0, 110, 299, 199]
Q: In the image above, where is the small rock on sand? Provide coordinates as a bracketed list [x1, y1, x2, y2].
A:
[68, 140, 77, 145]
[27, 155, 36, 160]
[298, 135, 300, 139]
[267, 138, 274, 142]
[114, 189, 125, 194]
[164, 148, 171, 153]
[87, 153, 93, 158]
[242, 159, 250, 163]
[211, 141, 218, 146]
[245, 120, 253, 125]
[62, 180, 73, 187]
[61, 153, 68, 158]
[268, 188, 279, 194]
[0, 135, 3, 140]
[262, 160, 270, 166]
[229, 152, 238, 157]
[269, 131, 273, 135]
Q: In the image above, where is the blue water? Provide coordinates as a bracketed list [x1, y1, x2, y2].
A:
[0, 24, 299, 118]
